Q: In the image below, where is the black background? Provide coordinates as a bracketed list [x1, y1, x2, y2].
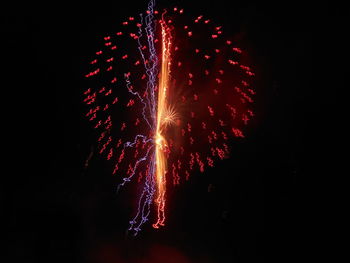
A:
[3, 0, 344, 262]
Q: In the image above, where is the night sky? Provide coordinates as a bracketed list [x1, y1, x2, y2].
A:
[3, 1, 344, 262]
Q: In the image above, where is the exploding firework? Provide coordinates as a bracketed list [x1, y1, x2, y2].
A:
[83, 0, 256, 234]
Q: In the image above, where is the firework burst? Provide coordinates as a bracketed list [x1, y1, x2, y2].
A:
[83, 0, 256, 235]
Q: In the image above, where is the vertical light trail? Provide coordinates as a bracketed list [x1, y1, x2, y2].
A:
[153, 17, 172, 229]
[125, 0, 159, 235]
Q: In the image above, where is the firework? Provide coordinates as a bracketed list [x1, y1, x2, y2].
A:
[83, 0, 255, 235]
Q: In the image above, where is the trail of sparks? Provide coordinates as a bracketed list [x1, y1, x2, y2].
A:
[153, 16, 172, 229]
[126, 0, 159, 234]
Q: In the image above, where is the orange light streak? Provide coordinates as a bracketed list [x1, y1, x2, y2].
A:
[152, 19, 172, 229]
